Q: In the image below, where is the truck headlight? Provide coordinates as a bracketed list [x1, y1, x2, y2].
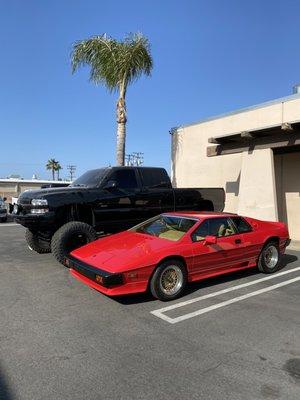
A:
[30, 208, 49, 214]
[30, 199, 49, 214]
[31, 199, 48, 206]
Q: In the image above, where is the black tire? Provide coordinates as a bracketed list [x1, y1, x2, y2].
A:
[25, 229, 51, 254]
[150, 259, 187, 301]
[258, 241, 281, 273]
[0, 217, 7, 223]
[51, 221, 97, 267]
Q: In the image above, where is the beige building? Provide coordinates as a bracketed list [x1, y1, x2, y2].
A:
[0, 179, 70, 203]
[171, 87, 300, 240]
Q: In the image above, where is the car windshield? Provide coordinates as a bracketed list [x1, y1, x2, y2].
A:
[70, 168, 108, 188]
[130, 215, 197, 241]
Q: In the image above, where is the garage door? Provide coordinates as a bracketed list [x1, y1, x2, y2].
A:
[274, 151, 300, 241]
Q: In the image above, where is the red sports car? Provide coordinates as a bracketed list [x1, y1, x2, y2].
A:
[68, 212, 290, 301]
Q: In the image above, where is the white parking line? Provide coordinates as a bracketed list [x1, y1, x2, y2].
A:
[151, 266, 300, 324]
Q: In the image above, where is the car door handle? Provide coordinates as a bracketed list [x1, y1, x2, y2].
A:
[235, 238, 242, 244]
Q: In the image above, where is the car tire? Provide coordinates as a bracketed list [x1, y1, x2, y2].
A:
[51, 221, 97, 267]
[257, 241, 281, 273]
[150, 259, 187, 301]
[25, 229, 52, 254]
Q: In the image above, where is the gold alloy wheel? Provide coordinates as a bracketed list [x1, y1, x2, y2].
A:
[159, 265, 184, 296]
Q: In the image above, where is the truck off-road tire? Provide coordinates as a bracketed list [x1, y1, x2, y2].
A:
[51, 221, 97, 267]
[150, 259, 187, 301]
[25, 229, 51, 254]
[257, 241, 281, 273]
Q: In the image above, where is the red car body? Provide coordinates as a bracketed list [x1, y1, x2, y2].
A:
[69, 212, 290, 298]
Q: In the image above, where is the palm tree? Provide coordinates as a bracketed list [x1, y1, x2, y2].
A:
[71, 33, 153, 166]
[46, 159, 58, 180]
[55, 162, 62, 180]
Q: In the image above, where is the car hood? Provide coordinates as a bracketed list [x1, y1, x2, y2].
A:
[70, 231, 178, 273]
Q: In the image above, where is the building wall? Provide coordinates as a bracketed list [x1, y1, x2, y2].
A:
[172, 95, 300, 238]
[0, 181, 69, 203]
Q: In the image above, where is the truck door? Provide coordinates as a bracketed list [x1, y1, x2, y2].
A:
[137, 168, 175, 219]
[94, 168, 141, 232]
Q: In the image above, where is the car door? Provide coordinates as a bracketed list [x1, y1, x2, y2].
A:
[230, 216, 261, 265]
[190, 217, 245, 278]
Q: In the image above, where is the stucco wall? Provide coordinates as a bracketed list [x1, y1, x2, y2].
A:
[171, 95, 300, 223]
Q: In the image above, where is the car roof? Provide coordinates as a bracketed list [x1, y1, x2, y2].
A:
[162, 211, 238, 220]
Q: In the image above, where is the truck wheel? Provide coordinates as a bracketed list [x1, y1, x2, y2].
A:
[25, 229, 51, 254]
[51, 221, 97, 267]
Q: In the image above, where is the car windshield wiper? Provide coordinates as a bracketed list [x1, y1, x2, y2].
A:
[71, 183, 87, 187]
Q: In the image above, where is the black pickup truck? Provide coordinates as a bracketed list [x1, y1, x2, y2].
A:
[14, 166, 225, 266]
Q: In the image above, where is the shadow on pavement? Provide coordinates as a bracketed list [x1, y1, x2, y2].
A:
[115, 252, 298, 305]
[0, 364, 14, 400]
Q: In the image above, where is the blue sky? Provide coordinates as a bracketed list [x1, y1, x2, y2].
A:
[0, 0, 299, 180]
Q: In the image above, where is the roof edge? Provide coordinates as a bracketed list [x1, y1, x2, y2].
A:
[174, 92, 300, 132]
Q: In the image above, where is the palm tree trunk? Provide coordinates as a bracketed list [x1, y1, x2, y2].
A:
[52, 169, 55, 180]
[116, 97, 127, 166]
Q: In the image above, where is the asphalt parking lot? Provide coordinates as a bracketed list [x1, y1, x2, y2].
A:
[0, 224, 299, 400]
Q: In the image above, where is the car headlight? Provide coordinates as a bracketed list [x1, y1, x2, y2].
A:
[31, 199, 48, 206]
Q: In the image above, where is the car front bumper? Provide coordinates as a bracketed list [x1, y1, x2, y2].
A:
[68, 255, 148, 296]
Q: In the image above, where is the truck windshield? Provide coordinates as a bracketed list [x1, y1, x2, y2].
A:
[70, 168, 108, 188]
[130, 215, 197, 241]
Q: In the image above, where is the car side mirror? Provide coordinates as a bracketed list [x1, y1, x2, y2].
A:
[103, 180, 117, 190]
[3, 197, 7, 202]
[203, 235, 217, 245]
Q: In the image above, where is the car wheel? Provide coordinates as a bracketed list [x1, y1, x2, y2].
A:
[51, 221, 97, 267]
[25, 229, 51, 254]
[0, 217, 7, 223]
[257, 241, 281, 273]
[150, 259, 187, 301]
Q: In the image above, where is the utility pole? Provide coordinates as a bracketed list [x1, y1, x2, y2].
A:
[125, 152, 144, 166]
[67, 165, 76, 181]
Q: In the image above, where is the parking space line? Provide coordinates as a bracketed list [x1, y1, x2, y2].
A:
[151, 267, 300, 324]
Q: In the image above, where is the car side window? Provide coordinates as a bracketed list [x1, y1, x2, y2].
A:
[109, 170, 138, 190]
[231, 217, 252, 233]
[191, 220, 209, 242]
[209, 217, 237, 238]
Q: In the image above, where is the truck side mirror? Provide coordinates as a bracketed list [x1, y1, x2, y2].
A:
[103, 180, 118, 190]
[203, 235, 217, 245]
